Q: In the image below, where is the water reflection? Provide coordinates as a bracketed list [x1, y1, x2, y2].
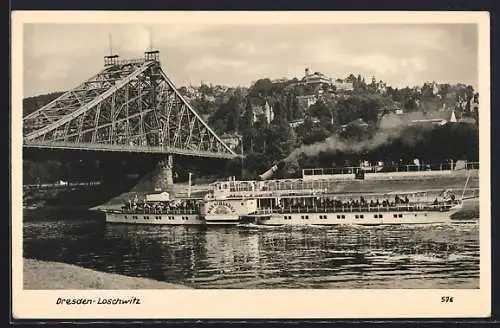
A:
[23, 210, 479, 289]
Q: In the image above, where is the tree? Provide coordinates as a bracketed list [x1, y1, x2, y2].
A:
[309, 100, 331, 123]
[250, 78, 273, 97]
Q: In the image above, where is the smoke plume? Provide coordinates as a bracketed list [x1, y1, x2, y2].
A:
[284, 112, 437, 163]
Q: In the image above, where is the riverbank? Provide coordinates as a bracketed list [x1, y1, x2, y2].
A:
[23, 258, 190, 289]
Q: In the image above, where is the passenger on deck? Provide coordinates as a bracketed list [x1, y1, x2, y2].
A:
[433, 198, 439, 206]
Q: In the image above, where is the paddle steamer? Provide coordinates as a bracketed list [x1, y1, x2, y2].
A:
[103, 167, 470, 226]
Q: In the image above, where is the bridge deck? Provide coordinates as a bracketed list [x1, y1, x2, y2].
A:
[23, 141, 239, 159]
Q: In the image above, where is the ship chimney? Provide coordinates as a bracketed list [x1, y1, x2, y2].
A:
[258, 164, 279, 180]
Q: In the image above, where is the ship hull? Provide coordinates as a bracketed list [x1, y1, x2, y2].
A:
[244, 208, 462, 226]
[105, 212, 205, 225]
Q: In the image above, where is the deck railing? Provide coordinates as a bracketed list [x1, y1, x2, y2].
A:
[121, 208, 199, 215]
[303, 162, 480, 176]
[253, 203, 459, 215]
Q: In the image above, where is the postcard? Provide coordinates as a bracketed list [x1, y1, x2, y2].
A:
[11, 10, 491, 319]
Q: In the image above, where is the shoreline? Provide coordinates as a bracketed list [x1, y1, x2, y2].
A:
[23, 258, 190, 290]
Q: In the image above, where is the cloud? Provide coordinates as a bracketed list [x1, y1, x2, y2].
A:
[187, 55, 250, 71]
[22, 23, 478, 97]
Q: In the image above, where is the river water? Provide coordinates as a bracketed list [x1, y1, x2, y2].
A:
[23, 209, 480, 289]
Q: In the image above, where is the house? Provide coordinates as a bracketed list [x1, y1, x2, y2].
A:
[200, 114, 210, 122]
[205, 95, 216, 102]
[252, 101, 274, 124]
[272, 77, 289, 84]
[186, 85, 200, 98]
[340, 118, 369, 132]
[333, 80, 354, 92]
[432, 82, 440, 96]
[409, 109, 458, 126]
[469, 94, 479, 112]
[376, 81, 387, 94]
[289, 118, 320, 129]
[289, 119, 305, 128]
[296, 94, 318, 111]
[220, 133, 242, 151]
[302, 68, 332, 85]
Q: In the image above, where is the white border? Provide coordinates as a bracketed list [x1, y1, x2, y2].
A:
[11, 11, 491, 319]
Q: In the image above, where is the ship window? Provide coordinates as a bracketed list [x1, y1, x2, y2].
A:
[337, 215, 340, 219]
[380, 215, 383, 218]
[324, 215, 328, 219]
[374, 214, 378, 218]
[133, 216, 138, 219]
[355, 215, 359, 219]
[399, 214, 403, 218]
[305, 215, 309, 219]
[360, 215, 364, 219]
[394, 214, 398, 218]
[241, 202, 244, 205]
[284, 216, 287, 220]
[124, 216, 127, 219]
[341, 215, 345, 219]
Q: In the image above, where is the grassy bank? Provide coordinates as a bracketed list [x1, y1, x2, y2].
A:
[23, 258, 189, 290]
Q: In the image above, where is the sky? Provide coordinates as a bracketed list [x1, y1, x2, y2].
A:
[23, 23, 478, 98]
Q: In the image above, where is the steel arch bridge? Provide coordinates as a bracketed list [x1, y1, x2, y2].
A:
[23, 51, 238, 160]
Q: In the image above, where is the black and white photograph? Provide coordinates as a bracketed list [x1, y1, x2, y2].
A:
[12, 11, 490, 319]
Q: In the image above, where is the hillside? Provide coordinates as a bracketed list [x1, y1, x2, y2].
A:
[23, 73, 479, 182]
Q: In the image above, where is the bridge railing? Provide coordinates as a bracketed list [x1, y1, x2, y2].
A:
[23, 140, 237, 159]
[116, 58, 146, 65]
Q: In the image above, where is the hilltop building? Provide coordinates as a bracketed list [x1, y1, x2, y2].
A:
[303, 68, 332, 85]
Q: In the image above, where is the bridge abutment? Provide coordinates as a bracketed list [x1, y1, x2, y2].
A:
[155, 155, 174, 190]
[125, 155, 174, 193]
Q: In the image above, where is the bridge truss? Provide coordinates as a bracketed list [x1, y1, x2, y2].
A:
[23, 51, 237, 159]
